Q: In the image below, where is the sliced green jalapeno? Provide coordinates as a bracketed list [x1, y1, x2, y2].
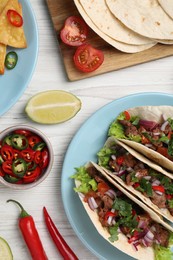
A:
[12, 158, 27, 177]
[33, 142, 46, 151]
[2, 134, 13, 146]
[11, 134, 28, 150]
[5, 51, 18, 70]
[4, 174, 20, 183]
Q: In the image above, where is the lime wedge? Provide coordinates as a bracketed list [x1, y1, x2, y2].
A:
[25, 90, 81, 124]
[0, 237, 13, 260]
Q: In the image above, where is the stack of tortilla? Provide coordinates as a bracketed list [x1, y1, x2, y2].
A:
[0, 0, 27, 74]
[74, 0, 173, 53]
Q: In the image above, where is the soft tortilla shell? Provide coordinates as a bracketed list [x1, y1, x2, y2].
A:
[106, 0, 173, 40]
[75, 162, 173, 259]
[117, 105, 173, 172]
[79, 0, 154, 45]
[101, 137, 173, 222]
[158, 0, 173, 20]
[74, 0, 156, 53]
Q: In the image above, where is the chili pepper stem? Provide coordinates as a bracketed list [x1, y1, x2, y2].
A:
[7, 199, 30, 218]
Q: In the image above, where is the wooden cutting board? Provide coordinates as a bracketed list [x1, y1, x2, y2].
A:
[46, 0, 173, 81]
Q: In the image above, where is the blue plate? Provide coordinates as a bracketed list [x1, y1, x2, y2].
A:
[61, 92, 173, 260]
[0, 0, 38, 116]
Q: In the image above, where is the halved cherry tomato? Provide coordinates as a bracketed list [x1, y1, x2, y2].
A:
[124, 111, 131, 121]
[73, 44, 104, 73]
[7, 9, 23, 27]
[60, 16, 88, 46]
[97, 182, 110, 194]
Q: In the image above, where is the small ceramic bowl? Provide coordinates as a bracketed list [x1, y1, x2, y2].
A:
[0, 125, 53, 189]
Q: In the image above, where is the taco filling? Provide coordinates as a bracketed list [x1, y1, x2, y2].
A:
[71, 165, 173, 257]
[97, 142, 173, 217]
[108, 110, 173, 161]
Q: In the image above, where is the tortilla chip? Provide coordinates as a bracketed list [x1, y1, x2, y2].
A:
[0, 0, 9, 13]
[0, 44, 6, 74]
[0, 0, 27, 48]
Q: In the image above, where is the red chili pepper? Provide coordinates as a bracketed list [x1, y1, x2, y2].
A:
[152, 185, 165, 193]
[2, 161, 13, 174]
[28, 135, 42, 148]
[43, 207, 78, 260]
[7, 9, 23, 27]
[23, 166, 41, 183]
[39, 150, 49, 168]
[1, 145, 14, 161]
[7, 200, 48, 260]
[21, 148, 35, 162]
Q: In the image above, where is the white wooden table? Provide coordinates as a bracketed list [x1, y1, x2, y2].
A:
[1, 0, 173, 259]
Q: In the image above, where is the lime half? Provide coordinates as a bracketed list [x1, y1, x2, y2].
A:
[0, 237, 13, 260]
[25, 90, 81, 124]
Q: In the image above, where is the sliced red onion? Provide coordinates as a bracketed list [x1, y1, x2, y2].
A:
[139, 119, 158, 130]
[105, 189, 117, 199]
[111, 154, 116, 160]
[138, 219, 147, 229]
[152, 180, 161, 186]
[160, 121, 169, 131]
[154, 190, 163, 196]
[88, 197, 98, 211]
[145, 144, 153, 147]
[112, 171, 119, 175]
[143, 176, 152, 180]
[126, 167, 133, 172]
[132, 241, 139, 251]
[153, 132, 160, 136]
[118, 169, 126, 176]
[141, 238, 149, 247]
[144, 230, 154, 243]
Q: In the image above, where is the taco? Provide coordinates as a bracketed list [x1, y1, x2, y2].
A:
[71, 162, 173, 260]
[108, 106, 173, 172]
[97, 136, 173, 223]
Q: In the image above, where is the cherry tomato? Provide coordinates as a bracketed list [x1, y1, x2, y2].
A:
[7, 9, 23, 27]
[60, 16, 88, 46]
[97, 182, 110, 194]
[124, 111, 131, 120]
[73, 44, 104, 73]
[141, 135, 150, 145]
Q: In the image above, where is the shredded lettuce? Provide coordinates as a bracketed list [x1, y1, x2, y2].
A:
[108, 121, 125, 139]
[71, 166, 97, 194]
[97, 147, 115, 168]
[154, 232, 173, 260]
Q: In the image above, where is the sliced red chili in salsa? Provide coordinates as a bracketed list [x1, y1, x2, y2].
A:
[60, 16, 88, 46]
[73, 44, 104, 73]
[1, 145, 14, 161]
[7, 9, 23, 27]
[0, 129, 50, 184]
